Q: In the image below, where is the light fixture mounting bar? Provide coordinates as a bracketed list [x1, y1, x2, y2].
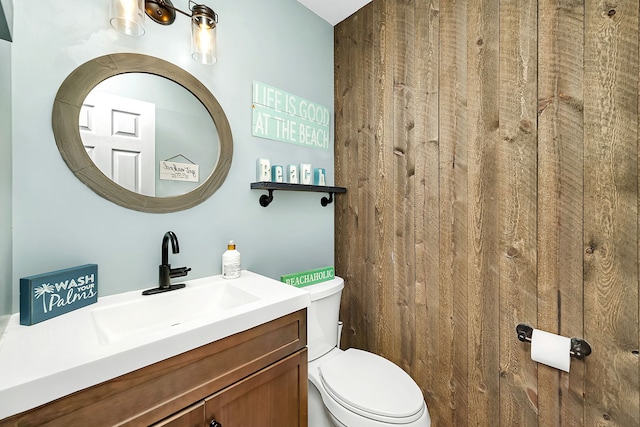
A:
[145, 0, 191, 25]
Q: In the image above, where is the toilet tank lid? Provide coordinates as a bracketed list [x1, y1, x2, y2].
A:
[303, 276, 344, 301]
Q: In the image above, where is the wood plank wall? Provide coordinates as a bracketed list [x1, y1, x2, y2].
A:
[334, 1, 640, 426]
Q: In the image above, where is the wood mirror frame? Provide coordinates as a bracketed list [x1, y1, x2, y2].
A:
[52, 53, 233, 213]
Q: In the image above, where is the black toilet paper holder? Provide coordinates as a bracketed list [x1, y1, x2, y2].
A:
[516, 324, 592, 360]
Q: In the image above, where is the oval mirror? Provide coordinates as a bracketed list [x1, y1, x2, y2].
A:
[52, 53, 233, 213]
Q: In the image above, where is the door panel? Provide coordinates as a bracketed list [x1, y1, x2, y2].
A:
[205, 351, 307, 427]
[80, 91, 156, 196]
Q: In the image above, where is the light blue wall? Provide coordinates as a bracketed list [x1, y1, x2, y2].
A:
[0, 38, 11, 330]
[9, 0, 334, 311]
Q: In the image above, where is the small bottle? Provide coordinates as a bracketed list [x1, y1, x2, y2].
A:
[222, 240, 241, 279]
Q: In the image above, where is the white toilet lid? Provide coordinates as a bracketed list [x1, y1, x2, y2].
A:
[319, 348, 425, 421]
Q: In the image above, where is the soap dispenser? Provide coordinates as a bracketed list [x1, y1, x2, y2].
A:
[222, 240, 241, 279]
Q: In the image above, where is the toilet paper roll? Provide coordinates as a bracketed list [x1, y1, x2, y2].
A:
[531, 329, 571, 372]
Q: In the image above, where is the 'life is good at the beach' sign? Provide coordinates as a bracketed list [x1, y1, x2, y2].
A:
[252, 81, 331, 150]
[20, 264, 98, 326]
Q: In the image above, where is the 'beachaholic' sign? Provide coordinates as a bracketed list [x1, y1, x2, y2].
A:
[20, 264, 98, 325]
[281, 266, 335, 288]
[252, 81, 331, 150]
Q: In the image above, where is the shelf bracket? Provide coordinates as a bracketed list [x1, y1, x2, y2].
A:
[258, 190, 335, 207]
[321, 192, 334, 207]
[251, 182, 346, 208]
[259, 189, 274, 207]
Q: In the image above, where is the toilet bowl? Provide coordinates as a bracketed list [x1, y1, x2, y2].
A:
[304, 277, 431, 427]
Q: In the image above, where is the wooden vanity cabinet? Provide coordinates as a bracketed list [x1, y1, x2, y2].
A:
[0, 309, 307, 427]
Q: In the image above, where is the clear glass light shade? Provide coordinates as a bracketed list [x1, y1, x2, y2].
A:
[109, 0, 145, 36]
[191, 20, 217, 65]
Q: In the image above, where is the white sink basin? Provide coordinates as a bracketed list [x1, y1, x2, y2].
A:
[91, 281, 260, 344]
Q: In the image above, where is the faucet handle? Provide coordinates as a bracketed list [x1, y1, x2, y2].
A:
[170, 266, 191, 278]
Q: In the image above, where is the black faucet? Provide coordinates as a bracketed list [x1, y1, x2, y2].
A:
[142, 231, 191, 295]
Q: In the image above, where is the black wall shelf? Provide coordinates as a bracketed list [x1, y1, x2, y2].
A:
[250, 182, 347, 207]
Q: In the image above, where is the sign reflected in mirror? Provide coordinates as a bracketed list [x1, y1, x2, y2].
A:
[80, 73, 219, 198]
[52, 53, 233, 213]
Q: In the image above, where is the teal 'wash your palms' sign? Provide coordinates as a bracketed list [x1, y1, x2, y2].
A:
[20, 264, 98, 326]
[252, 81, 331, 150]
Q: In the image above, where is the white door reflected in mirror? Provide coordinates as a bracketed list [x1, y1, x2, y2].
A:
[81, 92, 156, 196]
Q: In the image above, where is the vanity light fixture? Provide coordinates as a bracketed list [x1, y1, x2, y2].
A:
[109, 0, 219, 65]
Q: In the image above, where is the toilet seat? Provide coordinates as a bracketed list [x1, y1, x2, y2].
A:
[318, 348, 425, 424]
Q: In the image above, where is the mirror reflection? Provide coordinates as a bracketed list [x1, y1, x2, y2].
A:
[80, 74, 219, 198]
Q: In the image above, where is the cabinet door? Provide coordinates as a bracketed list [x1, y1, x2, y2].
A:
[205, 350, 308, 427]
[153, 402, 205, 427]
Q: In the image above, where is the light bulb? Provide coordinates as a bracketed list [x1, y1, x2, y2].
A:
[109, 0, 145, 36]
[191, 15, 217, 64]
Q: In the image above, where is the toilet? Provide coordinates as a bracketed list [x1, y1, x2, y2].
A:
[304, 277, 431, 427]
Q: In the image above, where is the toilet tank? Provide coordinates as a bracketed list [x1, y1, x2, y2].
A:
[304, 277, 344, 361]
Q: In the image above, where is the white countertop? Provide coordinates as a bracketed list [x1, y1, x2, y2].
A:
[0, 271, 310, 419]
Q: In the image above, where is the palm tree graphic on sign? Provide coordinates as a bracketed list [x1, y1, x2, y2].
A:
[34, 284, 55, 313]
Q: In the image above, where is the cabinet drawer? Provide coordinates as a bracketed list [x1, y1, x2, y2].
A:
[0, 310, 306, 427]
